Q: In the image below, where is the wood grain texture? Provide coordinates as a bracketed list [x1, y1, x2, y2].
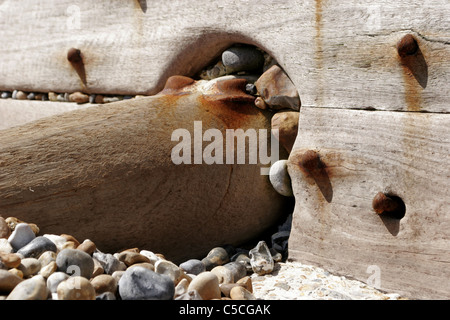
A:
[0, 99, 96, 130]
[0, 0, 448, 112]
[287, 107, 450, 299]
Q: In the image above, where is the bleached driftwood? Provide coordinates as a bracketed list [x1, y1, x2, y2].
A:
[0, 0, 448, 299]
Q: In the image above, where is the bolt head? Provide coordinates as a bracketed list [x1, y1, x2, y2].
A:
[397, 34, 418, 58]
[67, 48, 82, 63]
[372, 192, 398, 214]
[299, 150, 320, 171]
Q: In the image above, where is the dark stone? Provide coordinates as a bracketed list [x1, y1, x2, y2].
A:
[56, 248, 94, 279]
[17, 236, 57, 259]
[118, 266, 174, 300]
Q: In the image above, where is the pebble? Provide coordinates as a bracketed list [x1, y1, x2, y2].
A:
[230, 285, 256, 300]
[111, 270, 125, 284]
[39, 261, 57, 278]
[175, 289, 203, 300]
[269, 160, 294, 197]
[219, 283, 242, 297]
[90, 259, 103, 278]
[179, 259, 205, 275]
[255, 64, 300, 111]
[94, 94, 105, 104]
[245, 83, 257, 95]
[254, 96, 267, 110]
[117, 251, 151, 267]
[0, 217, 11, 238]
[77, 239, 96, 255]
[38, 251, 57, 267]
[0, 269, 23, 292]
[249, 241, 274, 275]
[154, 259, 183, 285]
[90, 274, 117, 295]
[0, 239, 13, 253]
[7, 268, 23, 278]
[6, 275, 48, 300]
[223, 261, 247, 281]
[56, 93, 67, 102]
[139, 250, 161, 265]
[231, 251, 252, 272]
[57, 276, 96, 300]
[271, 110, 299, 153]
[199, 61, 228, 80]
[128, 262, 154, 271]
[46, 272, 69, 293]
[1, 91, 12, 99]
[48, 92, 58, 101]
[103, 96, 122, 103]
[0, 252, 21, 269]
[18, 258, 41, 277]
[93, 251, 126, 275]
[5, 217, 39, 235]
[211, 266, 234, 284]
[96, 291, 116, 300]
[237, 276, 253, 293]
[60, 234, 80, 247]
[14, 90, 27, 100]
[187, 271, 221, 300]
[95, 291, 117, 300]
[222, 45, 265, 74]
[17, 236, 57, 258]
[89, 94, 96, 104]
[56, 248, 94, 279]
[68, 92, 89, 104]
[174, 278, 189, 297]
[5, 89, 131, 105]
[118, 266, 174, 300]
[34, 93, 44, 101]
[201, 246, 231, 271]
[8, 223, 36, 251]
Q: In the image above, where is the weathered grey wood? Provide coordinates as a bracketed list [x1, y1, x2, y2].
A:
[287, 107, 450, 299]
[0, 0, 448, 112]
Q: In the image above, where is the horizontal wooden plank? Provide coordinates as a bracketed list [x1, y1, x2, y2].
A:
[287, 107, 450, 299]
[0, 0, 448, 112]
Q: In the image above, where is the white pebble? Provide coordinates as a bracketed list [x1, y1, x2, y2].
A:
[8, 223, 36, 251]
[43, 234, 67, 252]
[269, 160, 293, 197]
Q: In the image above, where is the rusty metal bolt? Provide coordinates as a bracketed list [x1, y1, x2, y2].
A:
[397, 34, 419, 58]
[299, 150, 321, 173]
[67, 48, 83, 64]
[372, 192, 400, 214]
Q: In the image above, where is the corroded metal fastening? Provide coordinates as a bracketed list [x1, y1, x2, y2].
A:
[372, 192, 399, 214]
[67, 47, 87, 85]
[299, 150, 321, 173]
[397, 34, 419, 58]
[67, 47, 83, 64]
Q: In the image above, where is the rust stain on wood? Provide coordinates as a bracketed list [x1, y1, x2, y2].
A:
[397, 35, 428, 112]
[314, 0, 324, 107]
